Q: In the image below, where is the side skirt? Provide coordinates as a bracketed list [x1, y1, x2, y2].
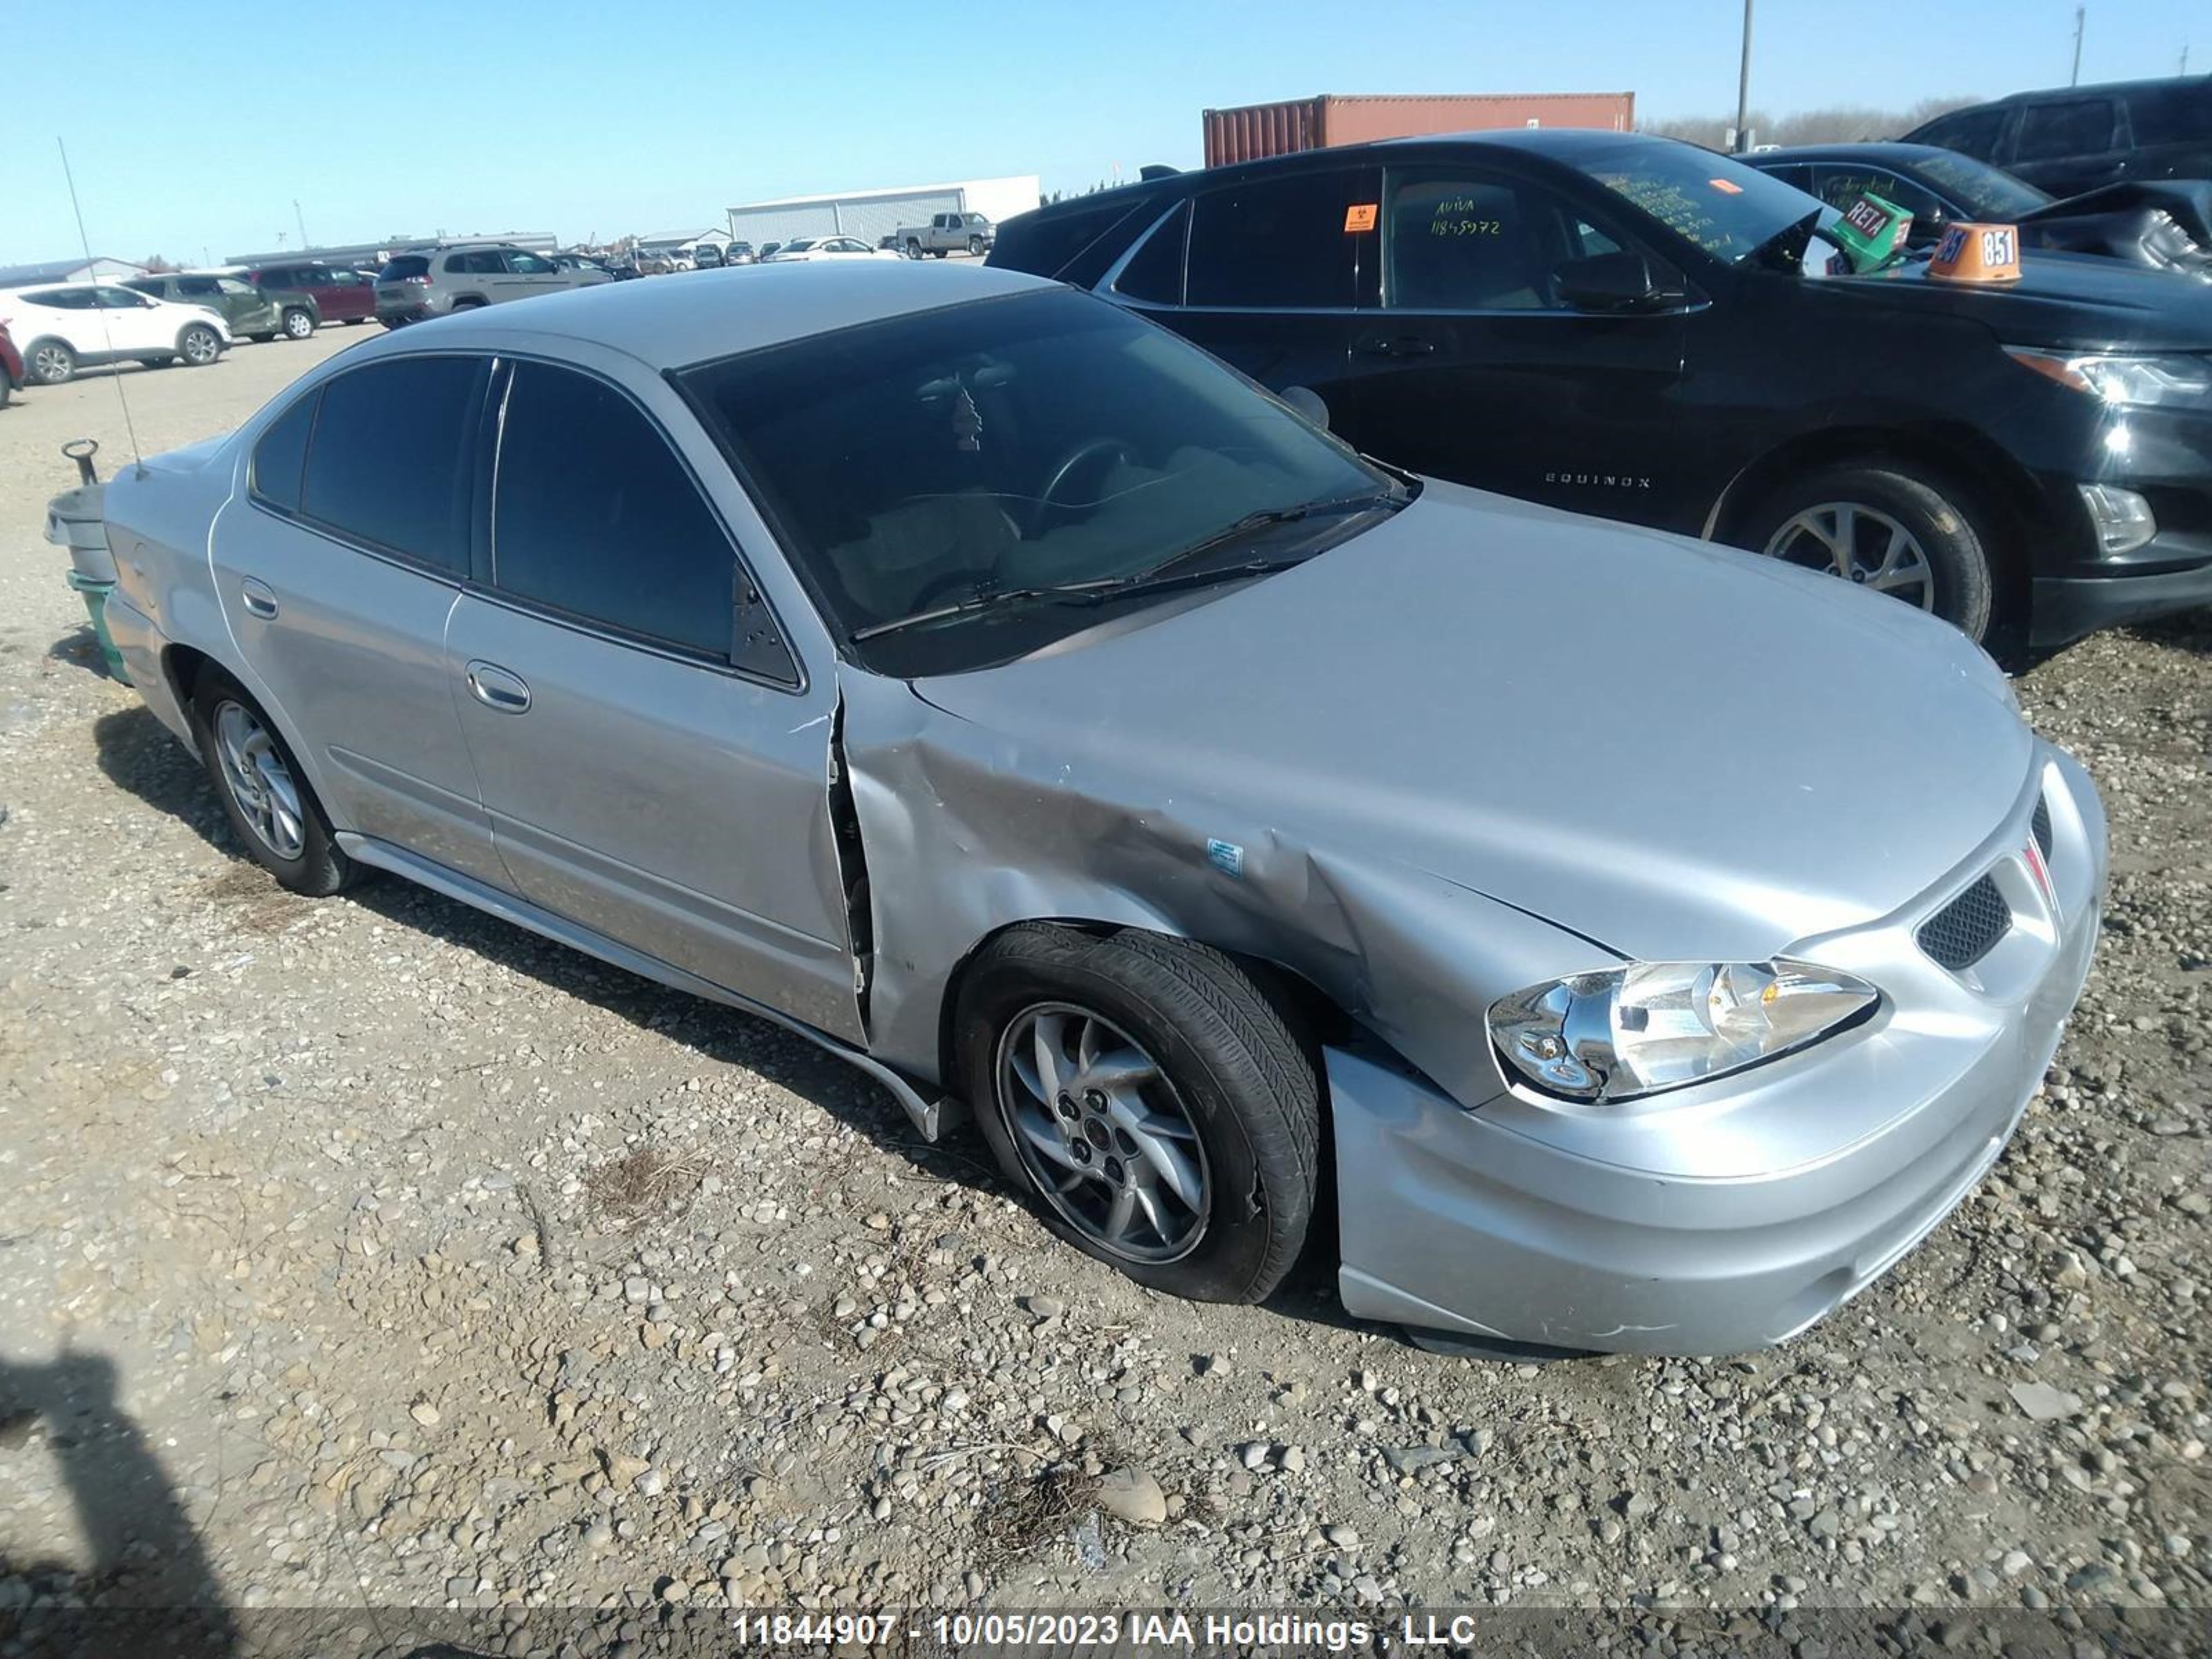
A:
[337, 832, 960, 1141]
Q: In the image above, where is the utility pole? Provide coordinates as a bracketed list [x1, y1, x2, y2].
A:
[1734, 0, 1756, 153]
[293, 200, 309, 252]
[2070, 6, 2085, 85]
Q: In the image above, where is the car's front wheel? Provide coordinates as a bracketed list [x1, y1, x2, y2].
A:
[189, 670, 359, 897]
[1739, 462, 1995, 641]
[28, 339, 75, 385]
[178, 324, 223, 366]
[968, 235, 984, 256]
[959, 924, 1320, 1304]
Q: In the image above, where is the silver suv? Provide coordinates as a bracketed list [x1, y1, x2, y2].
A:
[375, 243, 608, 326]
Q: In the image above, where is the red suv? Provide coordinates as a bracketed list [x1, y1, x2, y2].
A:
[237, 261, 377, 325]
[0, 317, 24, 406]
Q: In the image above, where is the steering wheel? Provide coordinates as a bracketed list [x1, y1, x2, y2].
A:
[1028, 438, 1140, 538]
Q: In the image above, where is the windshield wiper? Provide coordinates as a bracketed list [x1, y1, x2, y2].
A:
[849, 489, 1403, 644]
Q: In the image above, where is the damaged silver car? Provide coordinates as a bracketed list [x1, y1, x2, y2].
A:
[88, 263, 2106, 1356]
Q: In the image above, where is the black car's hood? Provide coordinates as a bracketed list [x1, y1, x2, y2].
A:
[1828, 246, 2212, 350]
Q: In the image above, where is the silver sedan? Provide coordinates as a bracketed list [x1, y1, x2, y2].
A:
[86, 262, 2105, 1357]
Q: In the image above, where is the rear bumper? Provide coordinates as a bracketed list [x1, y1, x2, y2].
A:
[99, 588, 192, 746]
[1332, 747, 2107, 1356]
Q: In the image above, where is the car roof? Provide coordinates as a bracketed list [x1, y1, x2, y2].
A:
[364, 260, 1051, 366]
[1959, 73, 2209, 107]
[1749, 142, 1958, 164]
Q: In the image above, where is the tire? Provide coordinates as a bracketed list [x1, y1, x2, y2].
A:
[449, 298, 485, 312]
[189, 670, 358, 897]
[968, 236, 984, 256]
[0, 376, 12, 409]
[1736, 461, 1995, 642]
[957, 924, 1321, 1305]
[250, 333, 276, 344]
[178, 324, 223, 367]
[142, 356, 177, 368]
[281, 307, 315, 339]
[932, 247, 948, 259]
[905, 238, 924, 259]
[27, 338, 75, 385]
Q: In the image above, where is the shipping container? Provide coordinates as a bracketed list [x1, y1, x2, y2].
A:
[1202, 92, 1637, 167]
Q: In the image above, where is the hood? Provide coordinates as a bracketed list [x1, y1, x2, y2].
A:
[1831, 246, 2212, 350]
[914, 482, 2034, 963]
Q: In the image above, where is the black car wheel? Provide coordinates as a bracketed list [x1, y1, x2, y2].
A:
[281, 308, 315, 339]
[178, 324, 223, 366]
[905, 238, 924, 259]
[28, 339, 75, 385]
[958, 924, 1320, 1304]
[189, 669, 359, 897]
[250, 333, 276, 344]
[1740, 462, 1996, 641]
[968, 235, 984, 256]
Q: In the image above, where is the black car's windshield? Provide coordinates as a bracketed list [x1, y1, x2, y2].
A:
[679, 288, 1397, 675]
[1576, 139, 1839, 264]
[1904, 149, 2053, 218]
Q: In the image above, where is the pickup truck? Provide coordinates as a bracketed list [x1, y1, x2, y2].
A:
[893, 211, 995, 258]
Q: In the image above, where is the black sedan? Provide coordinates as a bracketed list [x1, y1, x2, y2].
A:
[1748, 142, 2212, 279]
[990, 129, 2212, 650]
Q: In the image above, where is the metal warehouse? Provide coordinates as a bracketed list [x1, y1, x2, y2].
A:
[727, 176, 1042, 247]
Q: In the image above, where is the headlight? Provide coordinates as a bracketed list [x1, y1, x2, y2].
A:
[2005, 346, 2212, 409]
[1489, 959, 1879, 1104]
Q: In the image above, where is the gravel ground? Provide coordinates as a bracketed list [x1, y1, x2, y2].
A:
[0, 328, 2206, 1641]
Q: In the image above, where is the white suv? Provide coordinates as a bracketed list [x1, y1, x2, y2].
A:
[0, 282, 232, 384]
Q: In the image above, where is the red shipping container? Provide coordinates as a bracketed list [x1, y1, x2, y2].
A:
[1203, 92, 1637, 167]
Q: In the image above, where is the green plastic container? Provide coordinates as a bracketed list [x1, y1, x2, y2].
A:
[64, 570, 133, 684]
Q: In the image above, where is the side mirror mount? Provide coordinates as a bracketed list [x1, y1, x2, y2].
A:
[1278, 384, 1331, 429]
[1554, 250, 1682, 313]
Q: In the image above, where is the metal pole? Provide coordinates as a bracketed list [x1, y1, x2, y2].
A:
[2070, 6, 2085, 85]
[1734, 0, 1756, 153]
[294, 200, 309, 251]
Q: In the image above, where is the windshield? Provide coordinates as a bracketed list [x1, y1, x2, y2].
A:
[1906, 149, 2053, 218]
[679, 288, 1394, 675]
[1576, 139, 1833, 263]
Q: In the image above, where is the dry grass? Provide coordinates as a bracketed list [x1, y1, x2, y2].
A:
[583, 1145, 714, 1226]
[973, 1462, 1102, 1564]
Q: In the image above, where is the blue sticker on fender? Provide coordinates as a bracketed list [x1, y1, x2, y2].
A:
[1206, 838, 1244, 878]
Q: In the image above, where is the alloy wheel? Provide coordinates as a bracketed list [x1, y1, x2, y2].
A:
[182, 328, 220, 365]
[995, 1002, 1210, 1264]
[214, 701, 307, 861]
[1762, 503, 1936, 610]
[32, 345, 71, 384]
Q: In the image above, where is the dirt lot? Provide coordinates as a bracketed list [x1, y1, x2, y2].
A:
[0, 323, 2206, 1645]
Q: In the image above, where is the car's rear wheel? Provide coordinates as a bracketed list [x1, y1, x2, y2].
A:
[958, 924, 1320, 1304]
[28, 339, 75, 385]
[189, 671, 359, 897]
[1739, 462, 1995, 641]
[178, 324, 223, 366]
[281, 307, 315, 339]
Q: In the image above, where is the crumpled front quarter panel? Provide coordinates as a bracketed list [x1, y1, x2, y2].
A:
[834, 672, 1595, 1106]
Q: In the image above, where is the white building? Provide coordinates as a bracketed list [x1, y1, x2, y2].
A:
[0, 255, 149, 290]
[727, 176, 1041, 248]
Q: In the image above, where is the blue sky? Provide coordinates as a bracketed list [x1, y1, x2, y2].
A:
[3, 0, 2198, 265]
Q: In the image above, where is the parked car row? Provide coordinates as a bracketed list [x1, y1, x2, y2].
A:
[988, 127, 2212, 651]
[79, 259, 2108, 1358]
[0, 282, 233, 386]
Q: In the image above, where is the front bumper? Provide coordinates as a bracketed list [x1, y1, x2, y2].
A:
[2031, 547, 2212, 645]
[1331, 746, 2107, 1357]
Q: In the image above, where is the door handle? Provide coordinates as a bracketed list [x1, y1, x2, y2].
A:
[1360, 337, 1437, 359]
[465, 660, 532, 714]
[240, 579, 279, 619]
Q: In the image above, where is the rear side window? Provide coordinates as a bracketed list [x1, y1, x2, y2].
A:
[491, 362, 735, 657]
[250, 391, 317, 514]
[301, 356, 482, 572]
[2130, 85, 2212, 146]
[380, 255, 429, 280]
[1916, 107, 2007, 160]
[2015, 98, 2117, 160]
[1114, 202, 1189, 303]
[1187, 168, 1365, 308]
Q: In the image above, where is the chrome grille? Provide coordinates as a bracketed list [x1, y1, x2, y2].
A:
[2032, 796, 2053, 858]
[1917, 874, 2012, 971]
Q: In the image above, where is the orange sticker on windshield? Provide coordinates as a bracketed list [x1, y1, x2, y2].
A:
[1708, 178, 1744, 194]
[1344, 203, 1378, 232]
